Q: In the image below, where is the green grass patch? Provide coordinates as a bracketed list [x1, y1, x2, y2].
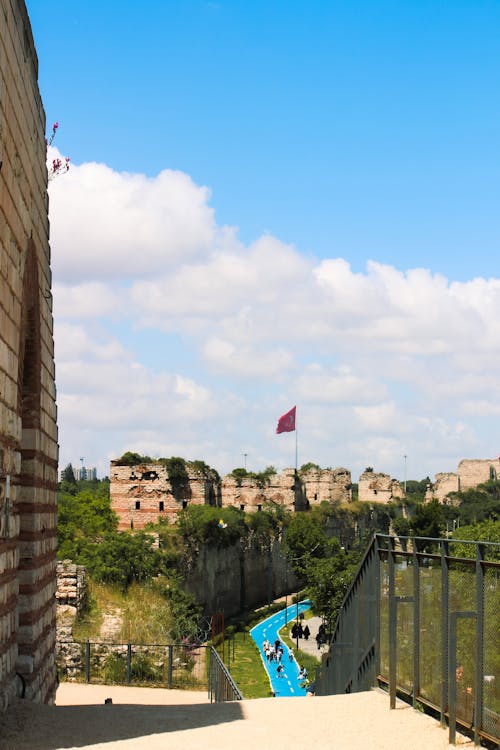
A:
[278, 623, 321, 678]
[223, 629, 273, 699]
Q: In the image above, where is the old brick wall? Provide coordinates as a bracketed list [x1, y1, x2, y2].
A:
[0, 0, 58, 710]
[110, 462, 219, 531]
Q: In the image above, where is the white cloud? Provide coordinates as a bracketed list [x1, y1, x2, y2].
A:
[49, 156, 500, 482]
[48, 149, 216, 283]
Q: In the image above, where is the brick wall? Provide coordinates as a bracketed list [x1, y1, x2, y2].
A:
[0, 0, 58, 711]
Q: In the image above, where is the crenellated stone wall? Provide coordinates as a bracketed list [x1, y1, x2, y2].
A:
[0, 0, 58, 712]
[110, 463, 353, 531]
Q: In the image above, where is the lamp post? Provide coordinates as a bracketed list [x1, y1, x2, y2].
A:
[286, 543, 320, 650]
[403, 454, 407, 497]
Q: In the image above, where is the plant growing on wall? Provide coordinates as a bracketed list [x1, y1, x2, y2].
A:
[46, 121, 70, 180]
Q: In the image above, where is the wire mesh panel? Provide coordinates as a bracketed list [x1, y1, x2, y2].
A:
[170, 644, 207, 689]
[418, 556, 442, 707]
[483, 565, 500, 740]
[448, 558, 476, 727]
[379, 553, 389, 680]
[394, 554, 414, 694]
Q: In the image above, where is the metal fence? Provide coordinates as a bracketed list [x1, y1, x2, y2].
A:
[56, 640, 243, 702]
[315, 534, 500, 747]
[208, 646, 244, 702]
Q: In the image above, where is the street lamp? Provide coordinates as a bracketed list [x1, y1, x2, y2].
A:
[285, 543, 320, 650]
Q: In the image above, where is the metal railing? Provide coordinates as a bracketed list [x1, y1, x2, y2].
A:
[315, 534, 500, 747]
[208, 646, 244, 702]
[56, 640, 243, 702]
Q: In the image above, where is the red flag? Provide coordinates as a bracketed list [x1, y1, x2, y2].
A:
[276, 406, 296, 434]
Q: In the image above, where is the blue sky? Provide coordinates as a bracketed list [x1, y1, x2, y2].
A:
[26, 1, 500, 482]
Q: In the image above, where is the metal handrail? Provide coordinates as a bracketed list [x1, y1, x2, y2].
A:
[208, 646, 243, 702]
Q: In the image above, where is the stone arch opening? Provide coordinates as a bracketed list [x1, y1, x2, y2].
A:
[16, 239, 43, 693]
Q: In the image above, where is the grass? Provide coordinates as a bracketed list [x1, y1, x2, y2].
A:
[222, 629, 272, 699]
[72, 581, 176, 643]
[278, 624, 321, 678]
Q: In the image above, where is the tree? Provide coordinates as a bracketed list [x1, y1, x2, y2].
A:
[410, 499, 445, 549]
[57, 480, 117, 559]
[82, 531, 164, 590]
[283, 512, 329, 574]
[61, 463, 77, 484]
[305, 547, 360, 625]
[116, 451, 152, 466]
[300, 462, 321, 473]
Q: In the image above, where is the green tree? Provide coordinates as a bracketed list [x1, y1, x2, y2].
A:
[57, 480, 117, 559]
[116, 451, 152, 466]
[81, 531, 164, 590]
[283, 512, 329, 574]
[300, 462, 321, 473]
[410, 499, 445, 548]
[305, 546, 361, 625]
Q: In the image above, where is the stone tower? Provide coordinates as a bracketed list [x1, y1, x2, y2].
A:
[0, 0, 59, 710]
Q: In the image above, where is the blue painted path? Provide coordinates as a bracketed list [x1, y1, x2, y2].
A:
[250, 600, 311, 697]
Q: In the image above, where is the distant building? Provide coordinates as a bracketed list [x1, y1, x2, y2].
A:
[75, 466, 97, 481]
[59, 465, 98, 482]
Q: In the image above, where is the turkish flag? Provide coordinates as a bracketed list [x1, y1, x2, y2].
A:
[276, 406, 296, 434]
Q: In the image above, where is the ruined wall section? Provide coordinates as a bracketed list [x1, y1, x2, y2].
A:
[221, 469, 298, 512]
[430, 459, 500, 501]
[301, 467, 352, 505]
[431, 472, 460, 501]
[457, 458, 499, 491]
[221, 467, 352, 512]
[358, 471, 403, 504]
[183, 538, 301, 618]
[0, 0, 58, 711]
[110, 462, 219, 531]
[111, 464, 354, 530]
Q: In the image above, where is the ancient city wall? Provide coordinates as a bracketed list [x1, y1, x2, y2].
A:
[358, 470, 403, 504]
[430, 459, 500, 501]
[457, 458, 499, 491]
[110, 462, 353, 531]
[0, 0, 58, 710]
[183, 538, 300, 618]
[110, 461, 219, 531]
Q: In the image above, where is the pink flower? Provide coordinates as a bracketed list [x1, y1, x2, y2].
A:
[53, 122, 59, 130]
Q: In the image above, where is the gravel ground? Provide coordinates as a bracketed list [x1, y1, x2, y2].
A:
[0, 682, 474, 750]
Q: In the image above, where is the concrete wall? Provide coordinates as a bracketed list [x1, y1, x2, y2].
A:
[0, 0, 58, 710]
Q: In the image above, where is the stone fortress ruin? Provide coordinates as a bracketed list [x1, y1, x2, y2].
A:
[110, 459, 353, 529]
[0, 0, 59, 711]
[110, 455, 500, 530]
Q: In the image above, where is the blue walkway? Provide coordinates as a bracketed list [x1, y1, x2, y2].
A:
[250, 600, 311, 697]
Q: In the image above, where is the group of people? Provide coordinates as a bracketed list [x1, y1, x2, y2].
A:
[291, 622, 310, 640]
[263, 638, 293, 669]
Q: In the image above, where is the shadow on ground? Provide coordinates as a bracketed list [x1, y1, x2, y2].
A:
[1, 700, 244, 750]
